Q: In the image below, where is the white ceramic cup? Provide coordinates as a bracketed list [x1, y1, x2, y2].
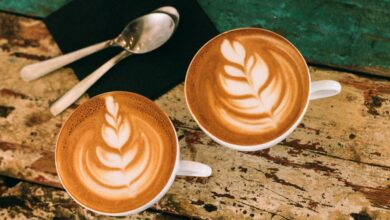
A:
[55, 92, 212, 216]
[184, 28, 341, 152]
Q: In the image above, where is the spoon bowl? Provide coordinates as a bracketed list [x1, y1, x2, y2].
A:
[114, 13, 176, 53]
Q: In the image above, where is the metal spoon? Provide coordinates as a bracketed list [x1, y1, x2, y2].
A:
[47, 7, 178, 116]
[20, 6, 179, 82]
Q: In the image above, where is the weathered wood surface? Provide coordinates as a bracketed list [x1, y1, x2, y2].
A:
[0, 12, 389, 220]
[0, 0, 389, 77]
[0, 12, 88, 188]
[0, 0, 69, 18]
[199, 0, 390, 78]
[0, 176, 186, 219]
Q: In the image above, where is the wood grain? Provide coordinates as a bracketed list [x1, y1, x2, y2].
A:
[0, 176, 188, 219]
[0, 12, 389, 219]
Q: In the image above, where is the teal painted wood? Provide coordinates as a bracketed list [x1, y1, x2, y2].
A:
[0, 0, 69, 17]
[198, 0, 390, 77]
[0, 0, 388, 77]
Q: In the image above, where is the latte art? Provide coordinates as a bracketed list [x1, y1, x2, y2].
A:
[186, 28, 309, 146]
[214, 39, 291, 133]
[74, 96, 161, 199]
[56, 92, 177, 213]
[101, 96, 131, 150]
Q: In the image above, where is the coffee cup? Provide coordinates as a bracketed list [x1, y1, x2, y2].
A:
[55, 91, 212, 216]
[185, 28, 341, 151]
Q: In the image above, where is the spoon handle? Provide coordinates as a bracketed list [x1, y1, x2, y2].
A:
[50, 50, 131, 116]
[20, 40, 111, 82]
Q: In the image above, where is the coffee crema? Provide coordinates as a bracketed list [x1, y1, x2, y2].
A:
[186, 28, 309, 146]
[56, 92, 177, 213]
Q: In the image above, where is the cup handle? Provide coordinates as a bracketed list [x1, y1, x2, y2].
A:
[177, 160, 212, 177]
[310, 80, 341, 100]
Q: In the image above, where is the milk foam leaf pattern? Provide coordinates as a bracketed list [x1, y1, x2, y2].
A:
[96, 145, 138, 169]
[224, 65, 245, 77]
[96, 146, 122, 168]
[92, 95, 153, 189]
[86, 130, 151, 188]
[245, 56, 254, 71]
[219, 39, 279, 119]
[69, 94, 164, 200]
[95, 96, 136, 170]
[101, 96, 130, 149]
[85, 95, 153, 189]
[105, 96, 118, 117]
[251, 54, 269, 97]
[105, 114, 116, 128]
[221, 39, 246, 64]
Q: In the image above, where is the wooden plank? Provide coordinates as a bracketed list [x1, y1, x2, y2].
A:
[0, 12, 389, 219]
[0, 176, 189, 219]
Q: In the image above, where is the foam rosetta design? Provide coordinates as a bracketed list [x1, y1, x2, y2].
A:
[213, 39, 290, 133]
[101, 96, 130, 150]
[73, 96, 161, 199]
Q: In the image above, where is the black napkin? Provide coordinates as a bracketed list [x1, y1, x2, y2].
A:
[44, 0, 218, 99]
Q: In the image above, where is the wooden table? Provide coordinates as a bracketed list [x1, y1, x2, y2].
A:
[0, 3, 389, 220]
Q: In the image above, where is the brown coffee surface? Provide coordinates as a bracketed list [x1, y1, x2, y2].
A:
[186, 28, 309, 146]
[56, 92, 177, 213]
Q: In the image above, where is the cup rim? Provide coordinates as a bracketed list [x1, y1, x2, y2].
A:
[55, 91, 180, 216]
[184, 27, 311, 151]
